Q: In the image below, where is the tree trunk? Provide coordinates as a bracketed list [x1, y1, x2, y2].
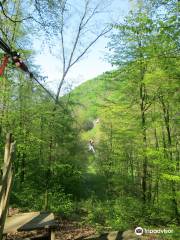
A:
[160, 95, 180, 224]
[140, 82, 148, 203]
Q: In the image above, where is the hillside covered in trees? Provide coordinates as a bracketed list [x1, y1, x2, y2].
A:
[0, 0, 179, 240]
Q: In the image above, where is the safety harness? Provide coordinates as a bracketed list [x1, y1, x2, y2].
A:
[0, 37, 11, 76]
[0, 55, 9, 76]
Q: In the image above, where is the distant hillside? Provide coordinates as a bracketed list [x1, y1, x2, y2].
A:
[68, 71, 119, 120]
[67, 70, 119, 142]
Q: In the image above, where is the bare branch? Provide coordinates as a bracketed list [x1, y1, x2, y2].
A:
[60, 0, 67, 73]
[55, 25, 111, 104]
[0, 2, 32, 23]
[55, 1, 90, 102]
[81, 1, 101, 28]
[67, 0, 89, 69]
[70, 26, 112, 68]
[50, 0, 113, 103]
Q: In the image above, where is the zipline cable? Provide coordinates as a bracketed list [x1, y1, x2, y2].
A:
[33, 75, 56, 101]
[0, 37, 11, 54]
[0, 36, 56, 101]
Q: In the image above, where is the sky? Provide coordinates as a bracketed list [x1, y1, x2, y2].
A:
[33, 0, 130, 95]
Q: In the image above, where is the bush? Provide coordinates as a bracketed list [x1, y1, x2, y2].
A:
[82, 120, 94, 131]
[49, 190, 73, 215]
[79, 197, 143, 231]
[11, 185, 73, 216]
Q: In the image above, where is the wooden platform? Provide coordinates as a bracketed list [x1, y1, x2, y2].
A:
[4, 212, 58, 239]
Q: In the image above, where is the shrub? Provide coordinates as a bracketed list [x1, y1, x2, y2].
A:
[82, 120, 94, 131]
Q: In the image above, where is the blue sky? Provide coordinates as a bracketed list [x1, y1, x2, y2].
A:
[33, 0, 130, 94]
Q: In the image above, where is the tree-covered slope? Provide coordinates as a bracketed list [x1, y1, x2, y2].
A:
[67, 71, 119, 142]
[66, 52, 180, 232]
[69, 71, 113, 121]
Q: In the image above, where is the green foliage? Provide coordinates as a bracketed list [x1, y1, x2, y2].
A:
[82, 120, 94, 131]
[0, 0, 179, 236]
[80, 197, 143, 231]
[47, 190, 73, 215]
[65, 0, 180, 233]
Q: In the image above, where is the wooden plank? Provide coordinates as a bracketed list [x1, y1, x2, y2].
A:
[4, 212, 58, 233]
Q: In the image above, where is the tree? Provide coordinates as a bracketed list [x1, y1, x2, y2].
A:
[32, 0, 112, 102]
[0, 0, 89, 212]
[26, 0, 113, 208]
[106, 0, 180, 223]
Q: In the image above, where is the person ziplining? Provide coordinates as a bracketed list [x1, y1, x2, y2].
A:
[0, 37, 32, 76]
[11, 52, 33, 78]
[0, 52, 33, 78]
[0, 36, 34, 78]
[0, 36, 55, 101]
[88, 139, 95, 154]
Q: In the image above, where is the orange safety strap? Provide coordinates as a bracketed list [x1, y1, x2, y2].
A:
[0, 55, 9, 76]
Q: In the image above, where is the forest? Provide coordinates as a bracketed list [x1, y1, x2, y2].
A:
[0, 0, 179, 240]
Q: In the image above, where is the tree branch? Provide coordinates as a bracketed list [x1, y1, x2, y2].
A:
[81, 1, 101, 28]
[55, 1, 90, 102]
[0, 2, 32, 23]
[70, 26, 112, 68]
[60, 0, 67, 74]
[55, 0, 112, 103]
[67, 0, 89, 69]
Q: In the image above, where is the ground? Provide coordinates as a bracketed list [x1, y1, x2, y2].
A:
[6, 210, 95, 240]
[6, 209, 179, 240]
[7, 220, 95, 240]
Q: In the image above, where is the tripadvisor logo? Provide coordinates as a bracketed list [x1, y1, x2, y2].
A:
[135, 227, 143, 236]
[135, 227, 173, 236]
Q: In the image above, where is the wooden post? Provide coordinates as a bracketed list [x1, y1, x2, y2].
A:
[50, 229, 55, 240]
[0, 133, 15, 240]
[0, 134, 11, 217]
[3, 134, 11, 164]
